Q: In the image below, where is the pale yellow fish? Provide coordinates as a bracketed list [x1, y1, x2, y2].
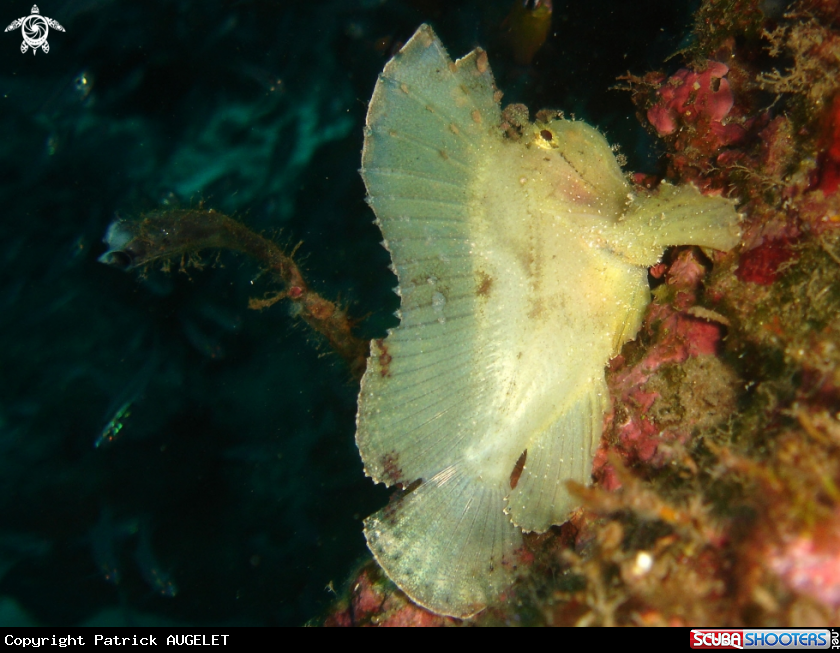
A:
[356, 24, 740, 618]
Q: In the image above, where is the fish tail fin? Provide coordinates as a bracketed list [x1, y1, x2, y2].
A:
[364, 462, 523, 618]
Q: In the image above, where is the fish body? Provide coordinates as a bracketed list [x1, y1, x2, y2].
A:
[502, 0, 553, 65]
[134, 521, 178, 598]
[356, 25, 740, 617]
[89, 508, 137, 586]
[95, 347, 158, 449]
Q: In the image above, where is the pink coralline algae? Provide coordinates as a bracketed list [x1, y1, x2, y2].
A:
[814, 93, 840, 196]
[597, 306, 723, 473]
[324, 567, 452, 627]
[646, 62, 741, 143]
[595, 248, 727, 478]
[735, 237, 797, 285]
[769, 525, 840, 608]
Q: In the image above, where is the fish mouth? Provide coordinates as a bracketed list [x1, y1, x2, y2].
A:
[98, 220, 145, 270]
[98, 249, 135, 270]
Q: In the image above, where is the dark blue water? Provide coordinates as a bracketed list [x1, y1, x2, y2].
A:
[0, 0, 696, 626]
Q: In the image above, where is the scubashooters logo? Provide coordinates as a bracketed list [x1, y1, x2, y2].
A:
[4, 5, 65, 54]
[691, 629, 833, 649]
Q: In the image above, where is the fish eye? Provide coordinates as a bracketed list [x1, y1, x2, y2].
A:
[73, 70, 94, 100]
[534, 127, 556, 150]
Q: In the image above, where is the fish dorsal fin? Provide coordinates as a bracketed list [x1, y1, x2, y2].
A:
[358, 24, 504, 485]
[357, 25, 523, 618]
[362, 24, 500, 191]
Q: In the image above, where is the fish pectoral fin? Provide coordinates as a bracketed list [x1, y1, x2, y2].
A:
[506, 379, 608, 533]
[605, 182, 742, 266]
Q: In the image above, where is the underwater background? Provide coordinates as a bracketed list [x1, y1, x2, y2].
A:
[0, 0, 709, 626]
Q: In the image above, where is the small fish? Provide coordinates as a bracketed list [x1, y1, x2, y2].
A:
[134, 521, 178, 598]
[180, 316, 225, 360]
[502, 0, 553, 65]
[72, 69, 95, 104]
[89, 508, 137, 586]
[95, 345, 158, 449]
[196, 302, 243, 333]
